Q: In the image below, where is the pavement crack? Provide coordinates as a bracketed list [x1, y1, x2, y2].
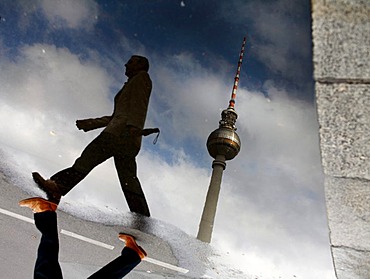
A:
[316, 78, 370, 84]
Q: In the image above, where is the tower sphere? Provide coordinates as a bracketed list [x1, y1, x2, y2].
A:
[207, 127, 241, 160]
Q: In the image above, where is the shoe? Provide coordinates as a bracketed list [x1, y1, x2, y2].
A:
[32, 172, 62, 204]
[119, 233, 147, 259]
[19, 197, 58, 213]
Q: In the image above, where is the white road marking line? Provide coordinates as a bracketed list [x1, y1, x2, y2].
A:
[0, 208, 34, 224]
[143, 257, 189, 274]
[1, 207, 190, 274]
[61, 229, 189, 273]
[60, 229, 114, 250]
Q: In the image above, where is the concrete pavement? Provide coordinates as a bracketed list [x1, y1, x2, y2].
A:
[0, 171, 192, 278]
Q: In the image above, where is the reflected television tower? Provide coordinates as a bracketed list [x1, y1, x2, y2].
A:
[197, 37, 246, 243]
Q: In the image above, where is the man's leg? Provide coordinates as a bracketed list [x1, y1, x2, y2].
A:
[50, 167, 86, 196]
[34, 132, 116, 199]
[34, 211, 63, 279]
[53, 132, 117, 194]
[19, 198, 63, 279]
[88, 248, 141, 279]
[88, 234, 146, 279]
[114, 155, 150, 217]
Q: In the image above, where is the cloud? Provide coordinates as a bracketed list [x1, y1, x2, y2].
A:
[0, 43, 114, 174]
[220, 0, 312, 85]
[148, 52, 233, 149]
[133, 53, 332, 277]
[40, 0, 98, 30]
[5, 44, 112, 112]
[145, 53, 328, 277]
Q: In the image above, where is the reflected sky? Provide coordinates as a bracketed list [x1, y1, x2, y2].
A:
[0, 1, 335, 278]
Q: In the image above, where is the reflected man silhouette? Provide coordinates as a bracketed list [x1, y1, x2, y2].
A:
[32, 55, 152, 217]
[19, 197, 147, 279]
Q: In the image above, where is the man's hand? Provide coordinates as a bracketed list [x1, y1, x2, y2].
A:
[76, 119, 94, 132]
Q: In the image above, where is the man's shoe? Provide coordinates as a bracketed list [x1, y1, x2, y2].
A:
[32, 172, 62, 204]
[119, 233, 147, 259]
[19, 197, 58, 213]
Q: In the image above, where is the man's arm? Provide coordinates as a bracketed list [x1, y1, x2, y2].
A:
[76, 116, 112, 132]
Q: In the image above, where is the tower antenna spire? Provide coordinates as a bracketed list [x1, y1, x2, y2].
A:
[229, 36, 246, 109]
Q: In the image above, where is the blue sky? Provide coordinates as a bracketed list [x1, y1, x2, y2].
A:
[1, 0, 313, 98]
[0, 1, 335, 278]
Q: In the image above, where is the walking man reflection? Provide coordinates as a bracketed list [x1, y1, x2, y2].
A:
[32, 55, 153, 217]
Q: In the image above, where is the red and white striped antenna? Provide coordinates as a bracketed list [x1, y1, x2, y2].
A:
[228, 36, 246, 109]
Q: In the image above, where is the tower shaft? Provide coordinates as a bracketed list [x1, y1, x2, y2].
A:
[197, 155, 226, 242]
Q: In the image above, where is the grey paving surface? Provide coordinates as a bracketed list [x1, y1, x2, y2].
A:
[332, 247, 370, 279]
[0, 172, 191, 279]
[325, 176, 370, 251]
[316, 83, 370, 180]
[312, 0, 370, 81]
[312, 0, 370, 278]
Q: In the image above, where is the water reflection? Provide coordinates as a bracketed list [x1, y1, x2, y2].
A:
[0, 1, 334, 278]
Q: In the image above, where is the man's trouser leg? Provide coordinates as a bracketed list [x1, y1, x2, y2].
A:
[34, 211, 63, 279]
[114, 155, 150, 217]
[51, 132, 115, 195]
[87, 247, 141, 279]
